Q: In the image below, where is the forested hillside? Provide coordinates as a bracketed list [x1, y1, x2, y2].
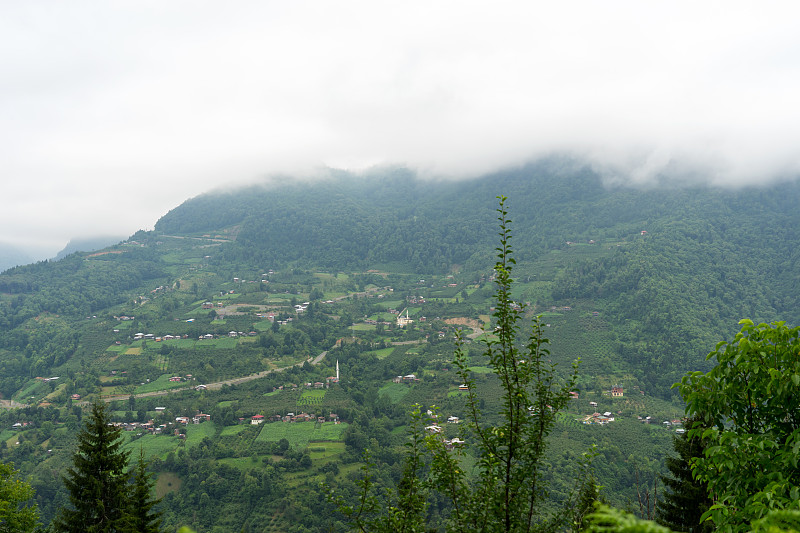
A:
[156, 162, 800, 392]
[1, 160, 800, 531]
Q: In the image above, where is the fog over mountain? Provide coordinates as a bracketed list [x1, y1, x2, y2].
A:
[52, 235, 127, 261]
[0, 243, 35, 273]
[2, 1, 799, 255]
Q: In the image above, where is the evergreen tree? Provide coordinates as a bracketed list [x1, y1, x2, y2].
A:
[655, 417, 712, 532]
[55, 402, 133, 533]
[129, 448, 163, 533]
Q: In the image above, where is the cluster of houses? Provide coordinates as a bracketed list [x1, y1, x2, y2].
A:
[175, 413, 211, 424]
[112, 412, 212, 436]
[233, 275, 276, 285]
[250, 412, 340, 425]
[167, 375, 193, 383]
[582, 412, 616, 425]
[393, 374, 421, 384]
[364, 318, 393, 326]
[133, 333, 188, 341]
[130, 331, 261, 342]
[423, 411, 463, 449]
[639, 417, 685, 433]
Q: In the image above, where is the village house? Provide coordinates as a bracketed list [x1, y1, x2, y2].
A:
[251, 415, 265, 425]
[445, 437, 465, 451]
[582, 412, 615, 425]
[611, 386, 624, 398]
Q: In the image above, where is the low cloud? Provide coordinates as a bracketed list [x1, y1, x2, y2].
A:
[2, 1, 799, 255]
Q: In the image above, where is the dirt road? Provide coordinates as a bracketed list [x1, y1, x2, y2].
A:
[0, 399, 29, 409]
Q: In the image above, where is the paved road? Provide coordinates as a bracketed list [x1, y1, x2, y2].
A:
[100, 350, 328, 403]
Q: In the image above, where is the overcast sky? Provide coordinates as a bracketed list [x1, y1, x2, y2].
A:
[2, 1, 800, 256]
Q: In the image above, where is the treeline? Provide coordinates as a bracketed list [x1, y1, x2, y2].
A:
[0, 248, 166, 327]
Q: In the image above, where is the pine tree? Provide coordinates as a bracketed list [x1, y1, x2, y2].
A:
[55, 401, 133, 533]
[129, 448, 163, 533]
[655, 417, 712, 533]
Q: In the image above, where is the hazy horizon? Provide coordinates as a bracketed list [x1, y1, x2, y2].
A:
[2, 1, 800, 254]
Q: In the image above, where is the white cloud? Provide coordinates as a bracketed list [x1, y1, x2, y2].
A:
[2, 1, 800, 255]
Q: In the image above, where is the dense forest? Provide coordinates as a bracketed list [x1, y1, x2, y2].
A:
[1, 161, 799, 531]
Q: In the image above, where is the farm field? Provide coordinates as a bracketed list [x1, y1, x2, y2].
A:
[220, 424, 250, 437]
[254, 421, 348, 449]
[365, 347, 394, 359]
[134, 374, 191, 394]
[308, 441, 346, 464]
[297, 389, 326, 407]
[123, 433, 180, 460]
[185, 421, 217, 445]
[155, 472, 182, 499]
[378, 382, 412, 404]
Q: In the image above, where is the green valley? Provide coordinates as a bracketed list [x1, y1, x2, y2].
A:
[2, 163, 800, 531]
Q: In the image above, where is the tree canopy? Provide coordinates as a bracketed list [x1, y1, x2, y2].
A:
[0, 460, 38, 533]
[678, 320, 800, 530]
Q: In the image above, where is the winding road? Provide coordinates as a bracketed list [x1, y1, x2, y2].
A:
[100, 350, 328, 403]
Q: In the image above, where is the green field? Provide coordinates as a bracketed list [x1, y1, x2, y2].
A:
[12, 380, 45, 402]
[185, 421, 217, 444]
[368, 347, 395, 359]
[378, 382, 412, 404]
[308, 441, 346, 464]
[220, 424, 250, 437]
[254, 421, 348, 449]
[0, 430, 14, 444]
[105, 344, 127, 353]
[297, 389, 326, 407]
[155, 472, 182, 499]
[124, 434, 180, 460]
[134, 374, 189, 394]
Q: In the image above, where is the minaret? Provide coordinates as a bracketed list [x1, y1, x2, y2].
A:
[336, 360, 340, 381]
